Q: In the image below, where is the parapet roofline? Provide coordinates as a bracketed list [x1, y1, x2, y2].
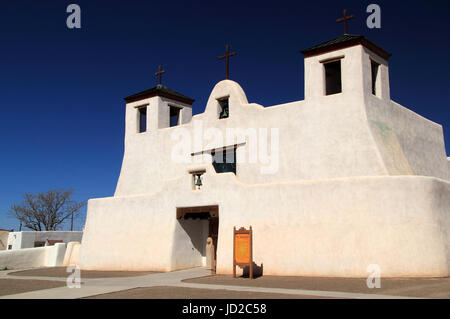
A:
[124, 84, 195, 105]
[301, 34, 392, 61]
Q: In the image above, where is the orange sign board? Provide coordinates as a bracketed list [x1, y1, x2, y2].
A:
[234, 233, 250, 264]
[233, 226, 253, 279]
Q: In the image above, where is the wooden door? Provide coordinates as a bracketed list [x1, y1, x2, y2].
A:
[209, 217, 219, 270]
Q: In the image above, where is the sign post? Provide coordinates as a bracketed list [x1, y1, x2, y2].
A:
[233, 226, 253, 279]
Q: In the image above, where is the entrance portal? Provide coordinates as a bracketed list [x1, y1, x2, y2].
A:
[176, 206, 219, 272]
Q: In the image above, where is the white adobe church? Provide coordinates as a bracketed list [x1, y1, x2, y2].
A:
[79, 31, 450, 277]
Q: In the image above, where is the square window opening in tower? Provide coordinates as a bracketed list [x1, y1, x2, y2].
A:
[371, 60, 380, 96]
[324, 60, 342, 95]
[170, 106, 181, 127]
[138, 106, 147, 133]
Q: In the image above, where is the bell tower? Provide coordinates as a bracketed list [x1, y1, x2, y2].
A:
[123, 66, 195, 140]
[301, 10, 392, 103]
[301, 34, 391, 102]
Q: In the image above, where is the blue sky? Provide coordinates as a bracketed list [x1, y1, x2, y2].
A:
[0, 0, 449, 231]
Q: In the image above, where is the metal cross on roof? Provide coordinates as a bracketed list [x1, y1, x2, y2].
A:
[336, 9, 355, 34]
[155, 65, 166, 85]
[218, 44, 236, 80]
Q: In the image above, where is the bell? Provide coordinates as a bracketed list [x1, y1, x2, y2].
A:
[195, 174, 203, 188]
[221, 107, 228, 118]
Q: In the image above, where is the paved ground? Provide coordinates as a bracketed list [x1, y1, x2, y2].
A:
[8, 267, 156, 278]
[0, 279, 67, 296]
[0, 267, 213, 299]
[0, 267, 448, 299]
[183, 274, 450, 299]
[84, 286, 325, 299]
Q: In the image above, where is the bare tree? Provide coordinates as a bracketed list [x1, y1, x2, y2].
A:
[9, 189, 85, 231]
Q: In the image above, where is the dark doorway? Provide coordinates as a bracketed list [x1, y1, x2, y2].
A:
[176, 205, 219, 272]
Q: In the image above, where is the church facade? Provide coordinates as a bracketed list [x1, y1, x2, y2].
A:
[79, 35, 450, 277]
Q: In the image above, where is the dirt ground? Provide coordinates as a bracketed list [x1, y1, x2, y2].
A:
[0, 279, 66, 296]
[183, 274, 450, 298]
[8, 267, 157, 278]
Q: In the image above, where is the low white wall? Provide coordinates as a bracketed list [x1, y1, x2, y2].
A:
[0, 243, 67, 270]
[7, 231, 83, 250]
[44, 243, 67, 267]
[0, 247, 46, 269]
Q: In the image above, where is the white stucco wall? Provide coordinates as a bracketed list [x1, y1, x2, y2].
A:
[366, 97, 449, 179]
[80, 169, 450, 277]
[44, 243, 67, 267]
[62, 242, 81, 266]
[172, 219, 209, 269]
[0, 231, 8, 250]
[114, 48, 448, 199]
[7, 232, 22, 250]
[115, 79, 389, 198]
[0, 247, 46, 269]
[0, 243, 67, 270]
[448, 157, 450, 177]
[80, 43, 450, 277]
